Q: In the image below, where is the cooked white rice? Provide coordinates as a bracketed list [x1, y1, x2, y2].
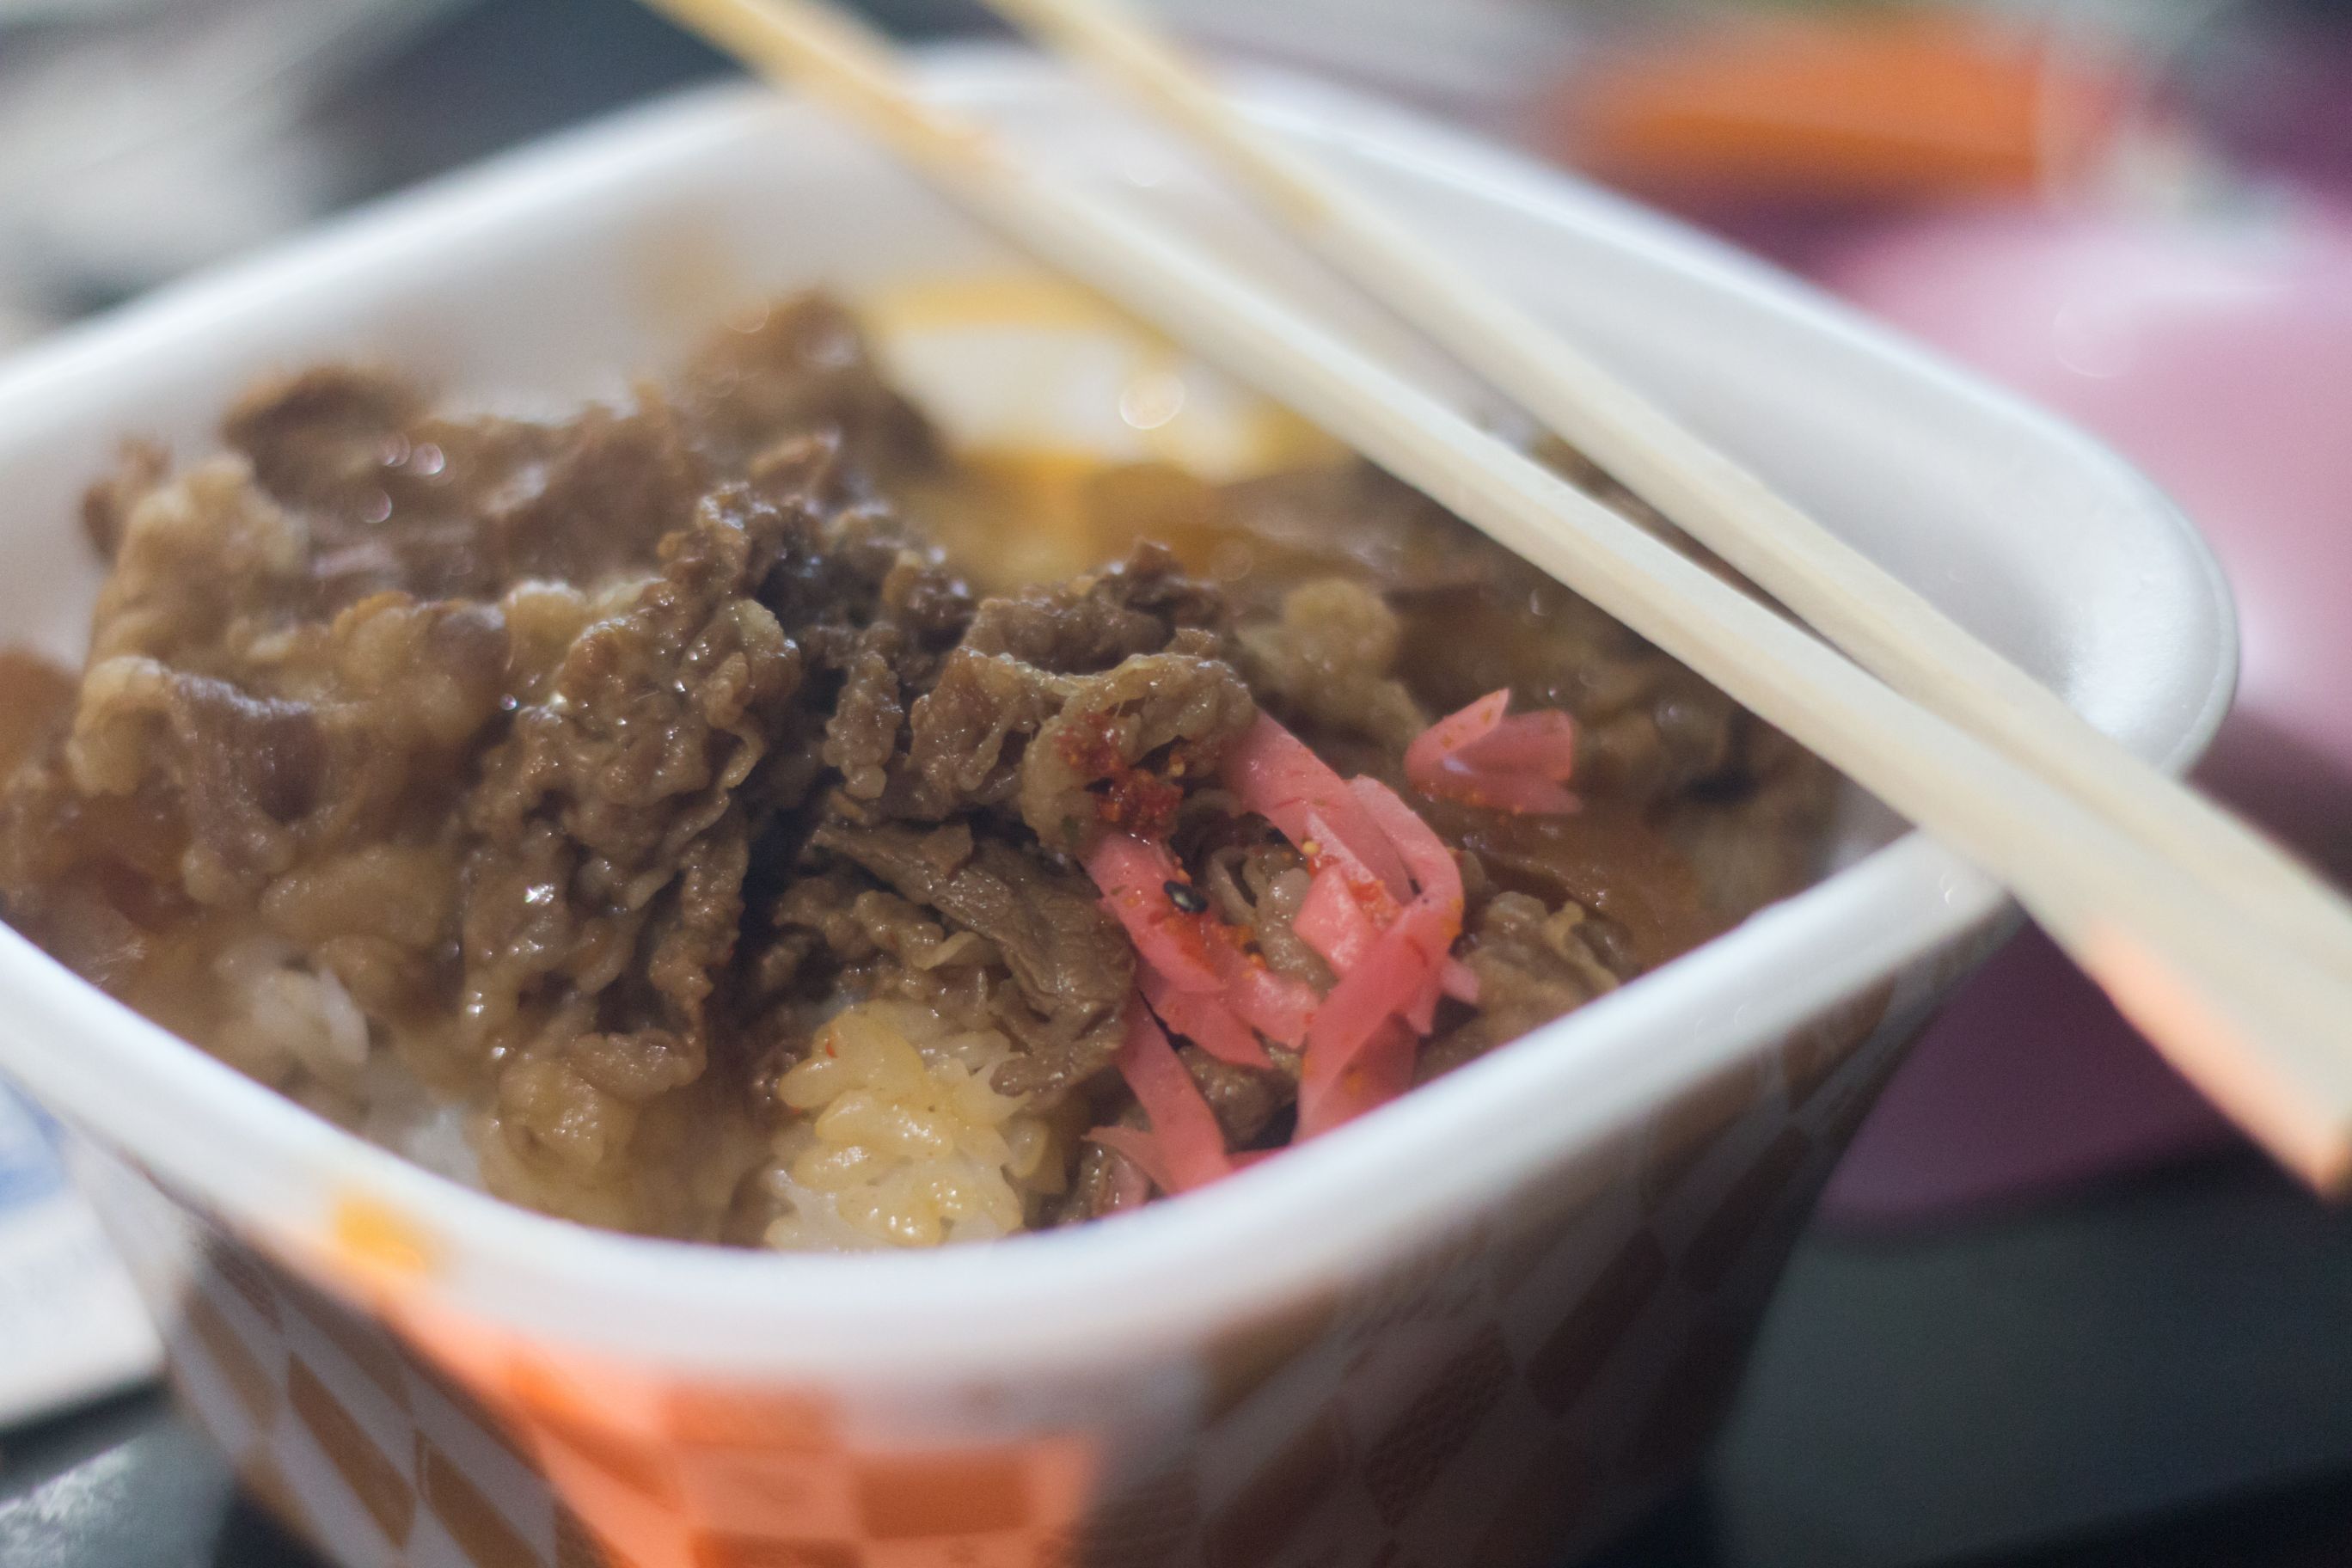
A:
[760, 1000, 1065, 1251]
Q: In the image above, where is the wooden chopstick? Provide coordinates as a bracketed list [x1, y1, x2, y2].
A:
[637, 0, 2352, 1190]
[980, 0, 2352, 981]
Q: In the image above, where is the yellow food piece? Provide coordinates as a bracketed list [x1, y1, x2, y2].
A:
[762, 1001, 1063, 1252]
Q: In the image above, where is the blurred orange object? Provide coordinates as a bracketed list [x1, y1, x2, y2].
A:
[1537, 11, 2133, 206]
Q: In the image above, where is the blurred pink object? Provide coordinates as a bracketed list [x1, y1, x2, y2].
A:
[1814, 202, 2352, 1225]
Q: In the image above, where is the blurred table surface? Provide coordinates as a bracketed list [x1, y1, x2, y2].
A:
[4, 2, 2352, 1565]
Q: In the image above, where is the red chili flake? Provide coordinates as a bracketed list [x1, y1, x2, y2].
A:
[1060, 709, 1185, 838]
[1099, 771, 1183, 837]
[1057, 710, 1128, 779]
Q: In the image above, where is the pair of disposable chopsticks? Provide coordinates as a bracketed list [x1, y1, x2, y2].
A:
[640, 0, 2352, 1189]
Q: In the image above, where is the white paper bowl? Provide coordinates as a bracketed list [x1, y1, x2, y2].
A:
[0, 52, 2232, 1568]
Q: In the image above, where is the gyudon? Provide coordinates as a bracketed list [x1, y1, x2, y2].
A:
[0, 295, 1834, 1249]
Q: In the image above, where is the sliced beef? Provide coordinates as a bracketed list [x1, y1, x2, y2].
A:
[1020, 649, 1257, 850]
[87, 457, 308, 670]
[80, 439, 170, 561]
[1418, 891, 1623, 1081]
[897, 625, 1255, 852]
[1238, 577, 1424, 750]
[823, 626, 907, 803]
[963, 541, 1228, 673]
[899, 648, 1075, 819]
[464, 397, 708, 588]
[1183, 1047, 1290, 1146]
[65, 665, 322, 898]
[677, 293, 940, 477]
[1196, 842, 1332, 991]
[1057, 1138, 1149, 1226]
[1428, 794, 1726, 974]
[224, 364, 427, 512]
[460, 484, 810, 1071]
[811, 820, 1133, 1094]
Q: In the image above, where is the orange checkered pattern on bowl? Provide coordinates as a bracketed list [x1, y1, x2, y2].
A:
[74, 942, 1972, 1568]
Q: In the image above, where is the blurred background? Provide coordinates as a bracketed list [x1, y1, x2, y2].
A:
[1, 0, 2349, 1564]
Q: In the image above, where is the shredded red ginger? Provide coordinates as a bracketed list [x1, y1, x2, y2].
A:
[1404, 689, 1580, 815]
[1218, 712, 1413, 899]
[1292, 777, 1467, 1136]
[1089, 1001, 1237, 1194]
[1084, 830, 1314, 1053]
[1085, 712, 1506, 1193]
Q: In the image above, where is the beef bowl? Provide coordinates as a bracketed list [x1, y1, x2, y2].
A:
[0, 52, 2233, 1568]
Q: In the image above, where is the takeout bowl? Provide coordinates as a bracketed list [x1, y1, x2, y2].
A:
[0, 53, 2233, 1568]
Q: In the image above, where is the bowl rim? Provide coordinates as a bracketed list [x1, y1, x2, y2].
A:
[0, 55, 2237, 1377]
